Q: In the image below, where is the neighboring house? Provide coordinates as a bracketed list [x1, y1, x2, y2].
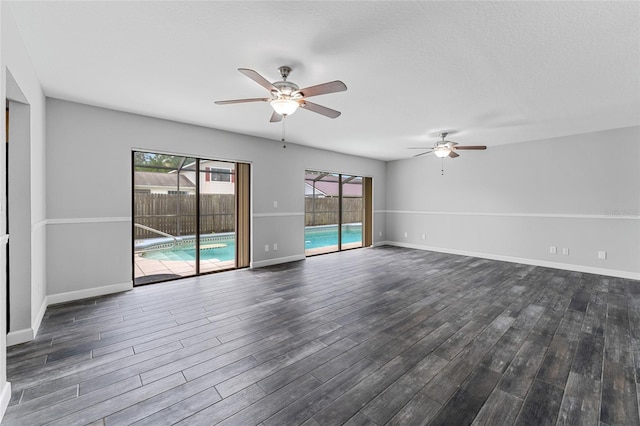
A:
[305, 173, 362, 198]
[133, 171, 196, 195]
[134, 160, 235, 195]
[180, 160, 235, 195]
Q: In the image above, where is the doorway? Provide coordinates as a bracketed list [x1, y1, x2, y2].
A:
[132, 151, 250, 285]
[304, 171, 372, 256]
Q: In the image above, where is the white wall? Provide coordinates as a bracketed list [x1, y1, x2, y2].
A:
[385, 126, 640, 279]
[45, 98, 387, 297]
[0, 3, 48, 420]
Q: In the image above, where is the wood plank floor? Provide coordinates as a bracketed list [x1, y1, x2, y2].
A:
[4, 246, 640, 425]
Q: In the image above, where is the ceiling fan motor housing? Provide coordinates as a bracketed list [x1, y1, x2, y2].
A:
[273, 81, 300, 97]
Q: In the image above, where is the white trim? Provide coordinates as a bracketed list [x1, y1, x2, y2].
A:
[0, 234, 8, 245]
[0, 381, 11, 424]
[384, 241, 640, 281]
[7, 328, 34, 346]
[46, 217, 131, 225]
[384, 210, 640, 220]
[32, 220, 47, 231]
[253, 212, 305, 218]
[251, 254, 306, 269]
[32, 297, 47, 339]
[47, 281, 133, 306]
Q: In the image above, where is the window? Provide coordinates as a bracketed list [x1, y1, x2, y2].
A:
[205, 167, 233, 182]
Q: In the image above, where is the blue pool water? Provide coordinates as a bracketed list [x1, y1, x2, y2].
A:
[304, 224, 362, 249]
[142, 239, 236, 262]
[141, 224, 363, 261]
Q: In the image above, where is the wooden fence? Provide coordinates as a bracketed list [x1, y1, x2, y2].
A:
[305, 197, 363, 226]
[134, 194, 363, 238]
[134, 193, 235, 239]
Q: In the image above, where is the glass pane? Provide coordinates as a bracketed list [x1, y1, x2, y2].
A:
[305, 171, 340, 255]
[341, 175, 363, 249]
[199, 160, 236, 273]
[133, 152, 197, 284]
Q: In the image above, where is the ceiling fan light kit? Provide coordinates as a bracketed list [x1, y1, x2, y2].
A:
[270, 98, 299, 116]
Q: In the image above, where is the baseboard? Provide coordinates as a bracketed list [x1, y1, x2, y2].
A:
[7, 328, 34, 346]
[32, 297, 48, 339]
[47, 281, 133, 306]
[0, 381, 11, 424]
[385, 241, 640, 281]
[251, 254, 306, 269]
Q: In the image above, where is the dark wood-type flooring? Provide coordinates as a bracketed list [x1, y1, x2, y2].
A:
[4, 246, 640, 425]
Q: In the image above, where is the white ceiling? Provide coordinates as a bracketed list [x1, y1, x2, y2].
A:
[7, 1, 640, 161]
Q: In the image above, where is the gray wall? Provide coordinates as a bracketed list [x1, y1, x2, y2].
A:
[46, 98, 387, 297]
[385, 126, 640, 279]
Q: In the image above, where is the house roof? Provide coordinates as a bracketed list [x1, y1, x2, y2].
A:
[134, 171, 195, 188]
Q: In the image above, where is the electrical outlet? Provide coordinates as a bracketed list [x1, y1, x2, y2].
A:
[273, 243, 278, 251]
[265, 244, 269, 252]
[598, 251, 607, 259]
[550, 246, 557, 254]
[273, 201, 278, 208]
[378, 231, 382, 237]
[404, 232, 408, 238]
[421, 234, 426, 240]
[562, 248, 569, 255]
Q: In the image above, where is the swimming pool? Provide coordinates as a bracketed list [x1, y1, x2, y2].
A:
[139, 224, 363, 261]
[304, 224, 362, 249]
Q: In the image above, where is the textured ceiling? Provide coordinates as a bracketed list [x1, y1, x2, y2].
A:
[7, 1, 640, 161]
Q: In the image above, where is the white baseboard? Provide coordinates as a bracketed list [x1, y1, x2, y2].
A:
[7, 328, 34, 346]
[251, 254, 306, 269]
[32, 297, 48, 339]
[384, 241, 640, 280]
[46, 281, 133, 306]
[0, 381, 11, 424]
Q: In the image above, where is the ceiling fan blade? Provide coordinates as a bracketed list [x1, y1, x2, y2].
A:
[413, 150, 432, 158]
[453, 145, 487, 150]
[407, 147, 432, 150]
[448, 150, 460, 158]
[215, 98, 270, 105]
[300, 101, 341, 119]
[238, 68, 278, 93]
[270, 111, 283, 122]
[298, 80, 347, 98]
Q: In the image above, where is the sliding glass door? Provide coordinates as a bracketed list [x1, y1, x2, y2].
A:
[305, 171, 372, 256]
[133, 151, 249, 285]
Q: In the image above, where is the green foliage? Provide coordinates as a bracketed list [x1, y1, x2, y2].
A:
[134, 152, 190, 173]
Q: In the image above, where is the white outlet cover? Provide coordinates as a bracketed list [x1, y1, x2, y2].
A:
[598, 251, 607, 259]
[273, 243, 278, 251]
[562, 248, 569, 255]
[404, 232, 408, 238]
[550, 246, 557, 254]
[265, 244, 269, 252]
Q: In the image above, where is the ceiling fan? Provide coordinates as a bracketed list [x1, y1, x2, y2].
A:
[409, 132, 487, 158]
[215, 66, 347, 122]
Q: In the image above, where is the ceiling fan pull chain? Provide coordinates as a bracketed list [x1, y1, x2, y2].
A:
[281, 115, 287, 148]
[441, 158, 444, 175]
